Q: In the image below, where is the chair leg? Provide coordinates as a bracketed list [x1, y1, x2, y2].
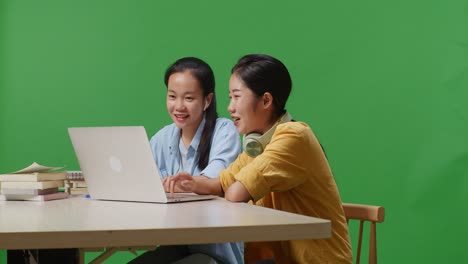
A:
[369, 222, 377, 264]
[78, 249, 86, 264]
[356, 221, 364, 264]
[89, 248, 119, 264]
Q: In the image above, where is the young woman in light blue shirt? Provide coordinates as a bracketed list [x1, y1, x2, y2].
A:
[129, 57, 243, 264]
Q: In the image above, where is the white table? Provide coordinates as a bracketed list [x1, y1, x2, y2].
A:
[0, 197, 330, 253]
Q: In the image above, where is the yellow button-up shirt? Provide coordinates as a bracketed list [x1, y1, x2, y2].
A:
[220, 121, 352, 264]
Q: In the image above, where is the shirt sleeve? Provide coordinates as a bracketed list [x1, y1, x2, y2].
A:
[200, 119, 242, 178]
[234, 123, 313, 202]
[219, 153, 252, 192]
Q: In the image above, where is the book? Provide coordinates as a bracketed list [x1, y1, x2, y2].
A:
[0, 162, 66, 182]
[0, 187, 59, 195]
[0, 172, 67, 182]
[69, 180, 87, 188]
[69, 187, 88, 195]
[67, 171, 84, 180]
[0, 180, 64, 190]
[7, 162, 64, 174]
[0, 192, 69, 201]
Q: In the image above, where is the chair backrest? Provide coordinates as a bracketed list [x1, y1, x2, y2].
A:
[343, 203, 385, 264]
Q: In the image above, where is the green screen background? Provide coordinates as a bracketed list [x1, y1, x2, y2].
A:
[1, 1, 467, 263]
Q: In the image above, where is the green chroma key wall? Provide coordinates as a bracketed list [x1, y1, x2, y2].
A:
[1, 1, 467, 263]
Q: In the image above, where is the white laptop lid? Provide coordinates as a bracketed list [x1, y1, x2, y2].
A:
[68, 126, 216, 203]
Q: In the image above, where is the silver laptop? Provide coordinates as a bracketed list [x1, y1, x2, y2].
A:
[68, 126, 217, 203]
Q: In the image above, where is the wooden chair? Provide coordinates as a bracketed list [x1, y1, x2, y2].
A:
[343, 203, 385, 264]
[246, 203, 385, 264]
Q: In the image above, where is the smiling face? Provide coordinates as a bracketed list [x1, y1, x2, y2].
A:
[166, 71, 210, 137]
[228, 74, 271, 135]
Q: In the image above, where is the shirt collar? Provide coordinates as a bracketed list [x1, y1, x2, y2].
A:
[173, 116, 206, 153]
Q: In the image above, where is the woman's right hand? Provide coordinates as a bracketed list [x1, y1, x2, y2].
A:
[163, 172, 197, 193]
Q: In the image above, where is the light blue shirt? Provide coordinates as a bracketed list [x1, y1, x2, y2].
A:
[149, 117, 244, 264]
[150, 117, 242, 179]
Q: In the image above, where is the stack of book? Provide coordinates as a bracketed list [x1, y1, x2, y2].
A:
[0, 162, 69, 201]
[65, 171, 88, 195]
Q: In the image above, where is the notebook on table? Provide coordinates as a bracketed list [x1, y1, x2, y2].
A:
[68, 126, 217, 203]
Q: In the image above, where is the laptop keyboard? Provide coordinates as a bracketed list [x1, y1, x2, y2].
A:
[166, 193, 195, 198]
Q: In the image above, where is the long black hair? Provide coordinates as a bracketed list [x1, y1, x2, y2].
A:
[164, 57, 218, 170]
[231, 54, 292, 121]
